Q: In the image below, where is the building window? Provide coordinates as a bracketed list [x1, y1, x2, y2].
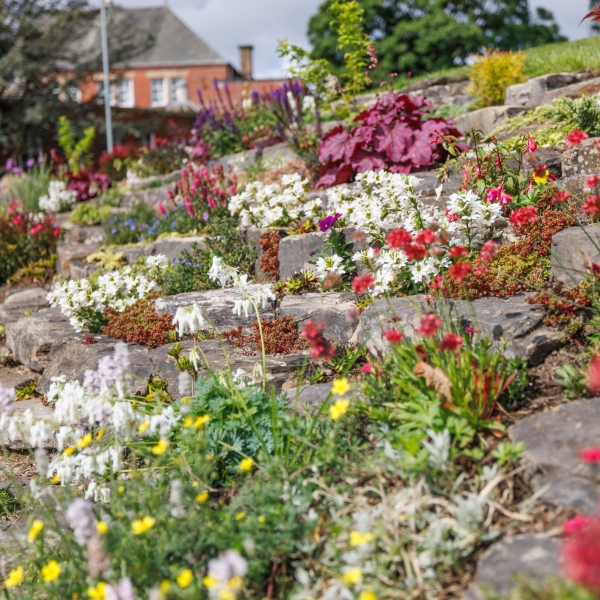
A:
[150, 78, 167, 106]
[170, 77, 187, 103]
[117, 79, 134, 107]
[97, 81, 111, 105]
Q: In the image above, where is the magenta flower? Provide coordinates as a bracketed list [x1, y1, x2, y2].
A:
[486, 184, 512, 205]
[318, 213, 342, 232]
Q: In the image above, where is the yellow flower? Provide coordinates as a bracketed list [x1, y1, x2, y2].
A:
[218, 590, 235, 600]
[196, 491, 209, 503]
[235, 511, 246, 520]
[63, 446, 76, 457]
[341, 567, 362, 586]
[77, 433, 93, 450]
[358, 591, 377, 600]
[96, 429, 104, 440]
[194, 415, 210, 429]
[192, 481, 200, 487]
[184, 416, 193, 428]
[96, 521, 108, 535]
[152, 440, 170, 455]
[41, 560, 61, 583]
[138, 420, 149, 434]
[131, 516, 156, 535]
[239, 457, 254, 471]
[50, 475, 61, 485]
[203, 575, 219, 589]
[4, 566, 23, 588]
[117, 486, 125, 494]
[533, 169, 549, 185]
[27, 519, 44, 542]
[176, 569, 193, 588]
[159, 580, 171, 593]
[229, 576, 243, 590]
[87, 582, 106, 600]
[328, 399, 350, 421]
[331, 378, 350, 396]
[258, 515, 266, 524]
[350, 531, 374, 546]
[206, 453, 215, 461]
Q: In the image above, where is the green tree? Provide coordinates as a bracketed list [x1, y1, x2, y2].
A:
[0, 0, 152, 163]
[308, 0, 566, 78]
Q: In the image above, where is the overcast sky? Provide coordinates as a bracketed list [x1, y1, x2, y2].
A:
[117, 0, 595, 79]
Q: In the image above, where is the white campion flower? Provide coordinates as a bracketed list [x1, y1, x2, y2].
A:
[145, 254, 169, 271]
[172, 303, 206, 337]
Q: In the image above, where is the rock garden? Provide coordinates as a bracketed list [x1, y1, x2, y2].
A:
[2, 3, 600, 599]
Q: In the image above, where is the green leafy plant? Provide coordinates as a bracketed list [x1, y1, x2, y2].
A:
[554, 364, 587, 399]
[5, 162, 53, 212]
[57, 116, 95, 175]
[69, 203, 111, 226]
[491, 441, 526, 465]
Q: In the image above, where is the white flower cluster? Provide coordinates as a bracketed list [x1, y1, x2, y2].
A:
[228, 173, 322, 228]
[315, 254, 345, 280]
[39, 180, 77, 213]
[48, 266, 158, 331]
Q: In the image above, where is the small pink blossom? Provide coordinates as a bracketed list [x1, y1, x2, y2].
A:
[580, 447, 600, 464]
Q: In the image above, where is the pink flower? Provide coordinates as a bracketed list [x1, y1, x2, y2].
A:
[486, 184, 513, 205]
[352, 274, 375, 294]
[53, 227, 61, 237]
[449, 262, 471, 282]
[566, 130, 589, 147]
[439, 333, 463, 353]
[383, 330, 403, 344]
[167, 189, 174, 200]
[361, 363, 372, 373]
[561, 517, 600, 593]
[418, 313, 442, 338]
[157, 201, 167, 216]
[580, 447, 600, 463]
[587, 175, 599, 189]
[184, 195, 194, 217]
[563, 515, 593, 535]
[524, 179, 534, 194]
[445, 209, 458, 222]
[30, 224, 43, 235]
[448, 246, 468, 259]
[386, 228, 412, 250]
[527, 135, 538, 153]
[587, 355, 600, 395]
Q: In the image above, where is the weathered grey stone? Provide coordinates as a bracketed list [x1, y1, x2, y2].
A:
[6, 309, 75, 372]
[0, 363, 38, 388]
[0, 286, 49, 324]
[551, 223, 600, 285]
[509, 398, 600, 513]
[285, 383, 331, 413]
[114, 237, 207, 266]
[522, 147, 563, 178]
[148, 340, 306, 395]
[63, 226, 105, 244]
[464, 534, 560, 600]
[280, 293, 356, 343]
[128, 170, 182, 190]
[154, 286, 276, 333]
[56, 241, 102, 276]
[36, 336, 153, 395]
[557, 174, 591, 199]
[412, 170, 462, 197]
[0, 398, 58, 450]
[68, 261, 100, 280]
[561, 136, 600, 178]
[278, 231, 328, 281]
[353, 294, 562, 365]
[505, 72, 596, 109]
[455, 106, 526, 136]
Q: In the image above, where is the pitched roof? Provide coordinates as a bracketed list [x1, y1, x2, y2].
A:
[77, 6, 227, 69]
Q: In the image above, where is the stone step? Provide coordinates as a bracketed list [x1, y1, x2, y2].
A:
[0, 286, 50, 325]
[455, 105, 526, 136]
[550, 223, 600, 286]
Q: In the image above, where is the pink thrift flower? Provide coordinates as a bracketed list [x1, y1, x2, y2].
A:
[361, 363, 372, 373]
[580, 447, 600, 463]
[157, 202, 167, 216]
[563, 515, 592, 535]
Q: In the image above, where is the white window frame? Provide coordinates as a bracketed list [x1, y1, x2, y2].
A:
[150, 78, 168, 107]
[169, 77, 187, 104]
[116, 79, 134, 108]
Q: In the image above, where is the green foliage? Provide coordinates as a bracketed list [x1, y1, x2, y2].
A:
[69, 203, 111, 226]
[97, 186, 124, 208]
[161, 215, 256, 296]
[4, 162, 52, 212]
[57, 116, 95, 175]
[0, 488, 17, 516]
[487, 577, 600, 600]
[308, 0, 564, 80]
[491, 441, 526, 466]
[6, 254, 56, 288]
[102, 203, 158, 245]
[554, 364, 587, 399]
[469, 48, 526, 107]
[128, 145, 188, 179]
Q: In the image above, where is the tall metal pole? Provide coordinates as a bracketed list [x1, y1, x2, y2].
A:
[100, 0, 113, 152]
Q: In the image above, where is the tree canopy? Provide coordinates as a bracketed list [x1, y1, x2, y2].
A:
[308, 0, 566, 78]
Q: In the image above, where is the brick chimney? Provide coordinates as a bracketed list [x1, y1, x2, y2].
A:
[239, 45, 253, 80]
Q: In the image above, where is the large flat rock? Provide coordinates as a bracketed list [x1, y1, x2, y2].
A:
[280, 293, 357, 343]
[561, 136, 600, 178]
[56, 241, 102, 276]
[509, 398, 600, 514]
[285, 383, 331, 414]
[464, 534, 559, 600]
[455, 105, 526, 136]
[550, 223, 600, 285]
[0, 286, 50, 324]
[5, 309, 75, 372]
[154, 286, 276, 332]
[353, 294, 562, 365]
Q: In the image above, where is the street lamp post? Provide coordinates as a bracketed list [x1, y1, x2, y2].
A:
[100, 0, 113, 153]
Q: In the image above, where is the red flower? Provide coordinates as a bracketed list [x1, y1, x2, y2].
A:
[565, 130, 589, 147]
[361, 362, 372, 373]
[509, 206, 539, 230]
[580, 447, 600, 463]
[352, 273, 375, 294]
[587, 175, 599, 189]
[449, 262, 472, 282]
[415, 230, 435, 246]
[11, 215, 22, 225]
[553, 191, 571, 203]
[386, 228, 412, 249]
[587, 355, 600, 395]
[439, 333, 463, 353]
[583, 195, 600, 218]
[527, 135, 538, 153]
[383, 329, 403, 344]
[561, 517, 600, 593]
[53, 227, 61, 237]
[418, 313, 442, 338]
[300, 319, 335, 361]
[404, 243, 427, 261]
[157, 201, 167, 216]
[30, 224, 43, 235]
[480, 240, 499, 261]
[448, 245, 468, 259]
[563, 515, 592, 535]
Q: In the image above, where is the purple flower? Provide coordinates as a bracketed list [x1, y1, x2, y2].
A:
[5, 158, 14, 171]
[37, 156, 44, 165]
[66, 498, 96, 545]
[26, 158, 34, 168]
[318, 213, 343, 232]
[0, 383, 15, 415]
[106, 578, 135, 600]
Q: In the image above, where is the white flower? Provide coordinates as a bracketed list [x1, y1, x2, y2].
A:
[208, 256, 237, 288]
[172, 303, 206, 337]
[39, 180, 77, 213]
[315, 254, 345, 279]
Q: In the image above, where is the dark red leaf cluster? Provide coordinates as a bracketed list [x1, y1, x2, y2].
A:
[258, 231, 282, 278]
[221, 317, 306, 356]
[316, 92, 461, 189]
